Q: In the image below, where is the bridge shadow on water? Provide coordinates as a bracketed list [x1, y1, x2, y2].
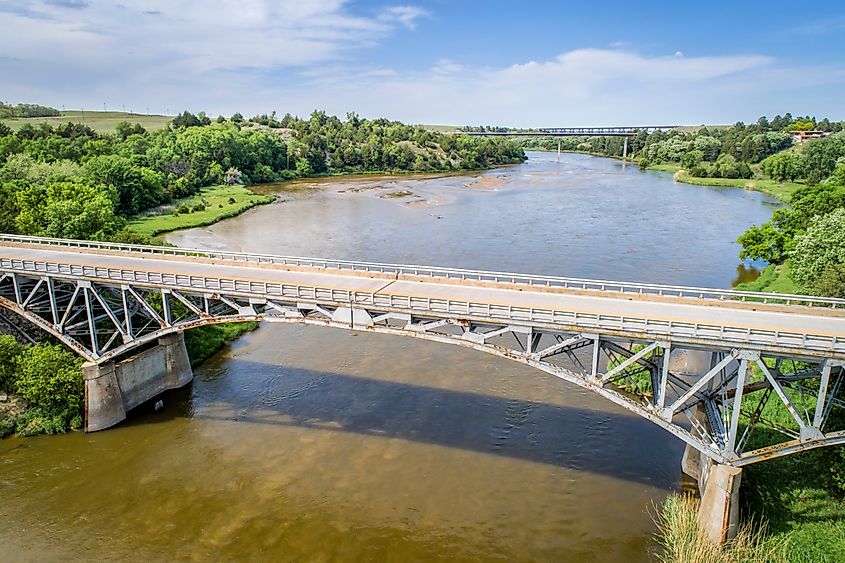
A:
[127, 357, 685, 489]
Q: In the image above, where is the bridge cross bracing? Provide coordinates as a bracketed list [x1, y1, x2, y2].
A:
[1, 234, 844, 469]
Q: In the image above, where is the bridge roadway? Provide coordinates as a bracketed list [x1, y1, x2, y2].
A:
[1, 241, 843, 360]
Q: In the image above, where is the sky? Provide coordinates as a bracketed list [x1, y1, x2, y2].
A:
[1, 0, 844, 127]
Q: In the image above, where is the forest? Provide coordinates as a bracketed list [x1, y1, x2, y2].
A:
[0, 109, 525, 243]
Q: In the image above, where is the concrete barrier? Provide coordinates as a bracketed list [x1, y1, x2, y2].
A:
[83, 332, 193, 432]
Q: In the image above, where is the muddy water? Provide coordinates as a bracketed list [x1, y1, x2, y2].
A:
[0, 153, 779, 561]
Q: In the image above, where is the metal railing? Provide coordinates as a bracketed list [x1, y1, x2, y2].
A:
[2, 234, 844, 309]
[2, 256, 844, 358]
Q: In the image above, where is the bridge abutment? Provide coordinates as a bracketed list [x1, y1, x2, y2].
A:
[681, 442, 742, 544]
[697, 462, 742, 544]
[83, 332, 193, 432]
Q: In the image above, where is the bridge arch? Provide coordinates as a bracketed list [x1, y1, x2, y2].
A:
[1, 284, 843, 471]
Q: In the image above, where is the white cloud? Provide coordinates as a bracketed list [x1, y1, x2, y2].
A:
[285, 49, 845, 126]
[0, 0, 425, 112]
[0, 2, 843, 126]
[378, 5, 429, 30]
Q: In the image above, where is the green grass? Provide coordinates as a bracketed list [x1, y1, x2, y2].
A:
[184, 322, 259, 366]
[647, 163, 683, 173]
[1, 111, 171, 133]
[128, 184, 275, 237]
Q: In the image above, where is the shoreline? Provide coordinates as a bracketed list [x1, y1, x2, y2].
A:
[525, 148, 802, 201]
[131, 163, 526, 238]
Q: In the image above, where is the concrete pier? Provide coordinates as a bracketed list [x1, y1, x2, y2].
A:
[681, 442, 742, 544]
[697, 463, 743, 544]
[83, 332, 193, 432]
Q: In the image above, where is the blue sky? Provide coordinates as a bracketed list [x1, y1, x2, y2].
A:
[1, 0, 844, 126]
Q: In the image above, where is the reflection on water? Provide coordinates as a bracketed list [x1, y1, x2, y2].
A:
[0, 153, 779, 561]
[732, 262, 763, 287]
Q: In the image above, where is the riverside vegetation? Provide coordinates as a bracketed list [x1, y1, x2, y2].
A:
[0, 105, 525, 437]
[3, 106, 845, 559]
[512, 114, 843, 200]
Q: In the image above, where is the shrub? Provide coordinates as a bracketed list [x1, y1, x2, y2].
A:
[191, 202, 206, 212]
[14, 406, 82, 436]
[177, 204, 190, 214]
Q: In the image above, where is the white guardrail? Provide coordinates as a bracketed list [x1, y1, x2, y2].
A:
[1, 234, 845, 309]
[1, 256, 843, 357]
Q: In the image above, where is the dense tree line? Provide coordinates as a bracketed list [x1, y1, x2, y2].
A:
[739, 141, 845, 297]
[518, 114, 843, 181]
[0, 101, 61, 119]
[0, 108, 524, 437]
[0, 110, 524, 242]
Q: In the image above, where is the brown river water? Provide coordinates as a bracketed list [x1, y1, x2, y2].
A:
[0, 152, 780, 561]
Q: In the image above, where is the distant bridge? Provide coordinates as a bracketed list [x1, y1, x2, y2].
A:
[2, 234, 844, 542]
[461, 126, 682, 159]
[461, 126, 680, 137]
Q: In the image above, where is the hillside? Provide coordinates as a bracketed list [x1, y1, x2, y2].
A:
[0, 110, 171, 134]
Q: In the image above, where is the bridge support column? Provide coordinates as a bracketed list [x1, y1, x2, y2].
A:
[83, 360, 126, 432]
[83, 332, 193, 432]
[697, 463, 742, 544]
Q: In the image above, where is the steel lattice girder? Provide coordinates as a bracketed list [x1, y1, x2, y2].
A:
[0, 271, 844, 467]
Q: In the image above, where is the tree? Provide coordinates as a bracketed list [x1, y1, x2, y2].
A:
[0, 335, 22, 391]
[14, 343, 83, 412]
[738, 222, 790, 263]
[762, 152, 802, 181]
[224, 166, 243, 185]
[16, 180, 122, 239]
[792, 208, 845, 290]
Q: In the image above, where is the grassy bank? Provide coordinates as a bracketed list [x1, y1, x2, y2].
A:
[674, 170, 804, 202]
[1, 111, 171, 133]
[128, 184, 275, 237]
[645, 163, 803, 201]
[733, 263, 803, 294]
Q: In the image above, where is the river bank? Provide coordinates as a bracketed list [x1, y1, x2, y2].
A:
[527, 148, 804, 202]
[647, 164, 805, 202]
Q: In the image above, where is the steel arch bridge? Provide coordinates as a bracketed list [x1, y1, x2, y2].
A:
[1, 235, 844, 471]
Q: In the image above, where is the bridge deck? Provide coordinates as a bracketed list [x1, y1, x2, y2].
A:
[2, 243, 843, 359]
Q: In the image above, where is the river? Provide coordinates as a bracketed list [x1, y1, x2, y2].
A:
[0, 152, 779, 561]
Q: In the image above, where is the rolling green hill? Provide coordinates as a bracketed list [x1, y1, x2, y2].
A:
[1, 110, 171, 133]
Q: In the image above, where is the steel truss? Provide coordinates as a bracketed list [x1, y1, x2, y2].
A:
[0, 269, 843, 466]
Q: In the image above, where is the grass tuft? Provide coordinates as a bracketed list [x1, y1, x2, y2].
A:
[655, 493, 789, 563]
